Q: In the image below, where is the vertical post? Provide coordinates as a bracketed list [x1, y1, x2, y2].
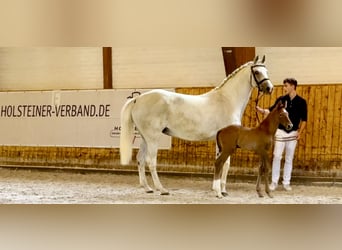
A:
[221, 47, 256, 76]
[102, 47, 113, 89]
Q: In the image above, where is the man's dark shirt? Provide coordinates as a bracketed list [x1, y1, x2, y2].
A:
[269, 95, 307, 133]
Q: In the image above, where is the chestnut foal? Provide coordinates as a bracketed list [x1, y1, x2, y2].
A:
[214, 101, 293, 198]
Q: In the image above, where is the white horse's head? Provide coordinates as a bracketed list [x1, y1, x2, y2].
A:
[251, 55, 273, 94]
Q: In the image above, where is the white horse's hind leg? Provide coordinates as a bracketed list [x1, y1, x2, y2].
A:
[137, 141, 153, 193]
[146, 144, 169, 195]
[220, 157, 230, 196]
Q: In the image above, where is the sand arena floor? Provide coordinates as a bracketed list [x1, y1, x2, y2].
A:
[0, 168, 341, 204]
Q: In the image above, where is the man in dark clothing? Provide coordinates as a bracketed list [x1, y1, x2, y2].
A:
[256, 78, 307, 191]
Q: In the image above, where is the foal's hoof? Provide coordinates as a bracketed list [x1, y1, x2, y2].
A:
[257, 192, 264, 198]
[221, 192, 229, 197]
[160, 189, 170, 195]
[146, 190, 154, 194]
[267, 193, 274, 198]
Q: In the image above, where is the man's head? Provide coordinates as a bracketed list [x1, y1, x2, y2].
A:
[283, 78, 297, 94]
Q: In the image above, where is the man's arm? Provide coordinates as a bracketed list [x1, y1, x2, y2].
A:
[297, 121, 307, 140]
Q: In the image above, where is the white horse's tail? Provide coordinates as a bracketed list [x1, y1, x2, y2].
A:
[120, 98, 135, 165]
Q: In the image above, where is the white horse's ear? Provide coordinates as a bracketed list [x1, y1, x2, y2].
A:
[254, 56, 259, 64]
[261, 55, 265, 63]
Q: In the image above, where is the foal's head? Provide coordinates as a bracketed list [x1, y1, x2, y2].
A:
[274, 101, 293, 131]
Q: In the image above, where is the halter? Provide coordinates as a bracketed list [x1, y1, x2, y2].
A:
[250, 64, 270, 90]
[277, 108, 295, 140]
[251, 63, 270, 124]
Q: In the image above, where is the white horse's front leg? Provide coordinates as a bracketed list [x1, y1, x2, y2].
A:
[220, 157, 230, 197]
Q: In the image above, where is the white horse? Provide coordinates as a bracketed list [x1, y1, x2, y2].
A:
[120, 55, 273, 196]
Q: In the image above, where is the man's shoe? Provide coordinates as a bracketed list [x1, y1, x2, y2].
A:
[283, 184, 292, 191]
[269, 182, 278, 191]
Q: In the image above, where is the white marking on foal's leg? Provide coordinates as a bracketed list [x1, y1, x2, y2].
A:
[220, 157, 230, 196]
[213, 179, 223, 198]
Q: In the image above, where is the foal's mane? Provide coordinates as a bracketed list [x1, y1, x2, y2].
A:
[259, 102, 284, 132]
[214, 61, 254, 90]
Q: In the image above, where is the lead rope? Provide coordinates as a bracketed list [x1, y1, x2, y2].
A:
[250, 65, 263, 125]
[255, 88, 264, 125]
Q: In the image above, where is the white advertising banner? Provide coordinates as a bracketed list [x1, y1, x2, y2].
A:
[0, 89, 173, 148]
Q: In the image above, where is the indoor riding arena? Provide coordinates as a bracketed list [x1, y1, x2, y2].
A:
[0, 47, 341, 204]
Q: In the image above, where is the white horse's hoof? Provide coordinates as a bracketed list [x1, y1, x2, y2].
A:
[221, 192, 228, 197]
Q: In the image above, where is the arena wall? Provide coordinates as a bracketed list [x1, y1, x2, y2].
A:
[0, 85, 341, 178]
[256, 47, 342, 85]
[0, 47, 341, 178]
[0, 47, 103, 90]
[2, 47, 342, 90]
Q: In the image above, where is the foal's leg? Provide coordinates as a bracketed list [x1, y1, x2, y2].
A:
[146, 142, 169, 195]
[214, 150, 231, 198]
[256, 162, 264, 198]
[137, 141, 153, 193]
[214, 144, 230, 197]
[264, 156, 273, 198]
[220, 156, 230, 197]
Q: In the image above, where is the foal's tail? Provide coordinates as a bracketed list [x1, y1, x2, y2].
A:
[120, 98, 135, 165]
[216, 130, 223, 153]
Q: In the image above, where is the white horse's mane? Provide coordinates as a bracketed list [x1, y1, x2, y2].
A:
[214, 61, 254, 90]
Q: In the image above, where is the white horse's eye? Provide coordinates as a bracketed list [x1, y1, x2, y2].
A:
[254, 70, 260, 75]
